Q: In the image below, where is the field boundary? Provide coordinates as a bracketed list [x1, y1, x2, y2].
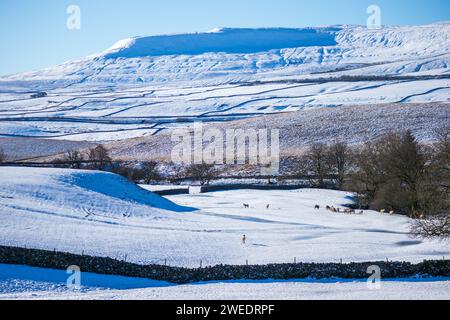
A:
[0, 246, 448, 284]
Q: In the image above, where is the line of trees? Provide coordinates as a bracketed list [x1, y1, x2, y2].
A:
[296, 129, 449, 239]
[64, 144, 112, 170]
[295, 141, 353, 190]
[63, 145, 220, 186]
[112, 160, 161, 184]
[349, 130, 448, 217]
[62, 145, 163, 184]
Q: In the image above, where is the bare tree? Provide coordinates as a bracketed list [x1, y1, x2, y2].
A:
[142, 161, 161, 184]
[64, 150, 84, 169]
[382, 130, 426, 214]
[88, 145, 112, 170]
[410, 128, 450, 239]
[327, 141, 354, 190]
[431, 126, 450, 194]
[347, 141, 386, 208]
[186, 163, 218, 186]
[296, 143, 331, 188]
[410, 215, 450, 240]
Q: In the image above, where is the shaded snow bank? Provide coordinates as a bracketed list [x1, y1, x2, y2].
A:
[0, 167, 195, 218]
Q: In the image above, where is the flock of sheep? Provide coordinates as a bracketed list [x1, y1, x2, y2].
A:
[314, 205, 363, 215]
[241, 203, 395, 215]
[315, 205, 395, 215]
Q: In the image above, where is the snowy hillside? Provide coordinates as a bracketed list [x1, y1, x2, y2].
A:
[105, 103, 449, 162]
[0, 23, 449, 143]
[102, 27, 338, 58]
[0, 167, 448, 267]
[0, 167, 193, 220]
[5, 24, 450, 83]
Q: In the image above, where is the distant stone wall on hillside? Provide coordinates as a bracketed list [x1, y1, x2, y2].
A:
[0, 246, 448, 284]
[154, 188, 189, 196]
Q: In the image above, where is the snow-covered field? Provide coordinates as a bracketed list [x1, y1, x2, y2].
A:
[1, 264, 449, 300]
[1, 167, 449, 268]
[0, 23, 449, 142]
[1, 22, 449, 300]
[1, 167, 449, 299]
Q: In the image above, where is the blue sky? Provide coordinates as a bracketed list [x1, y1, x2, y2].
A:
[1, 0, 449, 76]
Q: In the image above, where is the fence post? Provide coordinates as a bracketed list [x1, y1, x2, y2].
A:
[294, 257, 297, 264]
[200, 260, 202, 268]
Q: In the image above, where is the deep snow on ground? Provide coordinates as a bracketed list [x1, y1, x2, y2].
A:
[0, 264, 449, 300]
[0, 167, 449, 268]
[0, 23, 449, 142]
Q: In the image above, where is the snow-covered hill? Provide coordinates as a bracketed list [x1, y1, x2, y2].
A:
[1, 264, 449, 300]
[0, 167, 448, 267]
[4, 24, 450, 83]
[0, 23, 449, 143]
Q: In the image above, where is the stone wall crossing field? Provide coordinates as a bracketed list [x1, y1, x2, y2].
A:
[0, 246, 448, 284]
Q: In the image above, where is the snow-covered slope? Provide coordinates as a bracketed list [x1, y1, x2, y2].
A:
[0, 23, 449, 142]
[0, 167, 448, 267]
[0, 167, 193, 220]
[4, 23, 450, 83]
